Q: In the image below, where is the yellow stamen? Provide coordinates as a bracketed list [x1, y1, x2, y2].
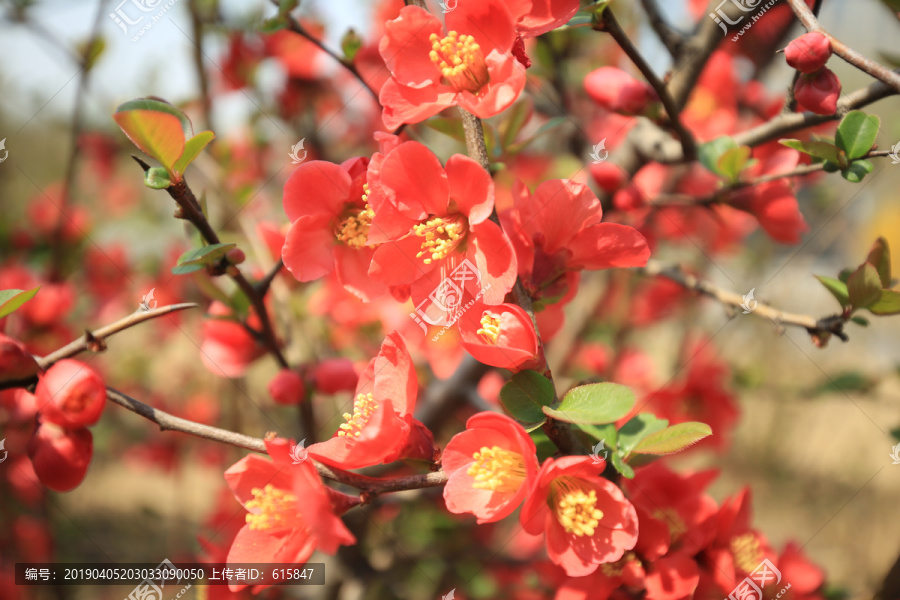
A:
[428, 31, 490, 93]
[466, 446, 527, 492]
[245, 484, 299, 531]
[338, 392, 378, 438]
[731, 532, 763, 574]
[413, 215, 466, 264]
[335, 184, 375, 249]
[601, 552, 638, 577]
[477, 312, 501, 345]
[550, 477, 604, 537]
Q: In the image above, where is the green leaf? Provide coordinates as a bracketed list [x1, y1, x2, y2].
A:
[577, 423, 617, 446]
[144, 167, 172, 189]
[616, 413, 669, 456]
[717, 145, 752, 183]
[259, 16, 287, 33]
[835, 111, 880, 160]
[610, 452, 634, 479]
[850, 316, 869, 326]
[780, 139, 847, 167]
[341, 29, 363, 62]
[841, 159, 873, 183]
[847, 263, 883, 309]
[506, 117, 567, 154]
[424, 117, 465, 143]
[632, 422, 712, 455]
[810, 371, 872, 396]
[278, 0, 299, 14]
[172, 131, 215, 176]
[171, 243, 236, 275]
[699, 136, 737, 177]
[868, 289, 900, 315]
[499, 99, 533, 150]
[822, 160, 841, 173]
[815, 275, 850, 308]
[866, 237, 892, 288]
[115, 98, 192, 137]
[114, 107, 186, 174]
[838, 268, 854, 284]
[499, 370, 554, 427]
[0, 287, 41, 319]
[542, 382, 635, 425]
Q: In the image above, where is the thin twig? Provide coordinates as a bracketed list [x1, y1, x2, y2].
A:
[786, 0, 900, 94]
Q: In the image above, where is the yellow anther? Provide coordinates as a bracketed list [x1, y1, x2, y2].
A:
[245, 484, 299, 531]
[335, 184, 375, 249]
[428, 31, 489, 93]
[413, 215, 466, 264]
[477, 312, 502, 345]
[550, 477, 604, 537]
[466, 446, 527, 492]
[730, 532, 763, 574]
[338, 392, 378, 438]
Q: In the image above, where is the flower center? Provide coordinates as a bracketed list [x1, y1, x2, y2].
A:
[428, 31, 490, 93]
[550, 477, 604, 537]
[601, 551, 638, 577]
[338, 392, 378, 438]
[245, 484, 299, 531]
[477, 312, 501, 345]
[730, 532, 763, 574]
[466, 445, 527, 492]
[335, 184, 375, 249]
[653, 507, 687, 542]
[414, 215, 466, 264]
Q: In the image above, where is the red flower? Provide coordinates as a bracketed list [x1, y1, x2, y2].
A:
[281, 157, 387, 301]
[520, 456, 639, 576]
[794, 67, 841, 115]
[200, 301, 266, 378]
[511, 0, 581, 38]
[442, 412, 539, 523]
[785, 32, 832, 74]
[307, 332, 434, 469]
[36, 359, 106, 429]
[28, 423, 93, 492]
[224, 437, 355, 592]
[378, 4, 526, 129]
[584, 67, 658, 116]
[457, 302, 540, 371]
[368, 141, 517, 313]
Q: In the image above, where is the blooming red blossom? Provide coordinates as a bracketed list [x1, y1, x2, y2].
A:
[520, 456, 639, 576]
[281, 157, 387, 301]
[200, 301, 266, 378]
[306, 332, 434, 469]
[457, 301, 540, 371]
[794, 67, 841, 115]
[584, 67, 658, 116]
[785, 32, 832, 74]
[378, 3, 526, 129]
[36, 359, 106, 429]
[224, 437, 355, 591]
[511, 0, 581, 38]
[442, 412, 539, 523]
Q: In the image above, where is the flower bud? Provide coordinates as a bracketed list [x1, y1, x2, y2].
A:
[268, 369, 306, 405]
[584, 67, 657, 115]
[36, 359, 106, 429]
[794, 67, 841, 115]
[28, 423, 93, 492]
[225, 248, 246, 265]
[785, 32, 832, 74]
[0, 334, 40, 384]
[311, 359, 358, 394]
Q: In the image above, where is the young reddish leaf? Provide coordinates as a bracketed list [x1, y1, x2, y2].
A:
[0, 287, 41, 319]
[542, 382, 635, 425]
[866, 237, 891, 288]
[868, 289, 900, 315]
[114, 109, 186, 174]
[172, 131, 215, 176]
[847, 263, 883, 309]
[631, 422, 712, 455]
[115, 98, 193, 136]
[815, 275, 850, 308]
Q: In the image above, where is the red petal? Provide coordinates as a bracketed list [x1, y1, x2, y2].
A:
[379, 6, 443, 88]
[379, 141, 449, 218]
[447, 0, 516, 55]
[568, 223, 650, 270]
[282, 214, 336, 281]
[458, 53, 526, 120]
[445, 154, 494, 224]
[380, 77, 457, 130]
[469, 220, 518, 304]
[283, 161, 351, 223]
[333, 244, 386, 302]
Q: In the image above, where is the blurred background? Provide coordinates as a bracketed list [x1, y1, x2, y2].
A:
[1, 0, 900, 598]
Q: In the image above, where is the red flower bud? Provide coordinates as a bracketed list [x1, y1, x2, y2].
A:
[311, 358, 358, 394]
[590, 162, 627, 193]
[267, 369, 306, 405]
[225, 248, 246, 265]
[785, 32, 832, 74]
[0, 334, 40, 384]
[794, 67, 841, 115]
[584, 67, 657, 115]
[28, 423, 93, 492]
[36, 359, 106, 429]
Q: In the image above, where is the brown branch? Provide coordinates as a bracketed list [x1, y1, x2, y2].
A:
[106, 387, 448, 495]
[37, 303, 199, 370]
[255, 258, 284, 296]
[786, 0, 900, 94]
[639, 259, 848, 342]
[667, 4, 724, 109]
[597, 9, 697, 160]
